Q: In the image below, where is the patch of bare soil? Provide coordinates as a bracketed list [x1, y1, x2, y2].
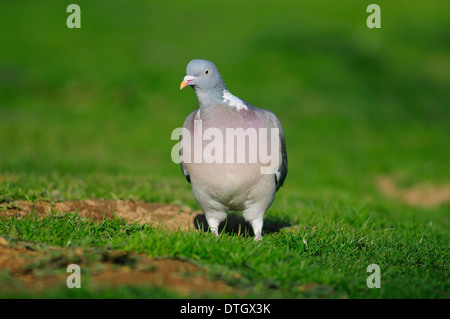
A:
[376, 176, 450, 208]
[0, 200, 291, 295]
[1, 199, 198, 232]
[0, 240, 61, 291]
[0, 199, 291, 235]
[0, 237, 235, 296]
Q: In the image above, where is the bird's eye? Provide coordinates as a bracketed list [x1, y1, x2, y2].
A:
[204, 68, 211, 75]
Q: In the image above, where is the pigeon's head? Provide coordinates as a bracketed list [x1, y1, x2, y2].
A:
[180, 59, 225, 92]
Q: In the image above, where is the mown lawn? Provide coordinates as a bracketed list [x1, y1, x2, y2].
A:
[0, 0, 448, 298]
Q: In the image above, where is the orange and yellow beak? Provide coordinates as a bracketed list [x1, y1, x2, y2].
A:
[180, 80, 188, 90]
[180, 75, 196, 90]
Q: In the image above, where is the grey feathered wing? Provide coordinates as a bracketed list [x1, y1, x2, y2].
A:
[179, 110, 197, 184]
[259, 108, 288, 191]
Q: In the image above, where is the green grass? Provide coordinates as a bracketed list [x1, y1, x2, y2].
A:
[0, 212, 147, 247]
[0, 209, 447, 298]
[0, 0, 449, 298]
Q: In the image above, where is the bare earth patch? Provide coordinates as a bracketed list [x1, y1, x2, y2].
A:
[0, 201, 240, 296]
[0, 199, 291, 235]
[376, 176, 450, 208]
[0, 199, 291, 296]
[1, 199, 199, 232]
[0, 237, 235, 296]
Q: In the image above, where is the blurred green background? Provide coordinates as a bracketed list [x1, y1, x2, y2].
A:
[0, 0, 449, 299]
[0, 0, 449, 207]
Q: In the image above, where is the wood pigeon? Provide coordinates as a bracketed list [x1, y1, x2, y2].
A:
[179, 59, 287, 240]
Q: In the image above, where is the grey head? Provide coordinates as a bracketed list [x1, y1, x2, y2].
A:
[180, 59, 227, 108]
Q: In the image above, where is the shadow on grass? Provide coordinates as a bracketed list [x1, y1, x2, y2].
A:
[193, 212, 292, 237]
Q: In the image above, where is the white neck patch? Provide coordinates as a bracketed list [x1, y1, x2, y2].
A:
[222, 89, 248, 111]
